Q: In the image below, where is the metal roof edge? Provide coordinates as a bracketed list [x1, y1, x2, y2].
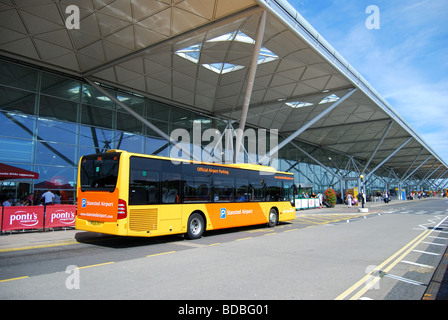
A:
[254, 0, 448, 169]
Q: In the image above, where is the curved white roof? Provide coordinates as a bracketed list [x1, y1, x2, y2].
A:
[0, 0, 446, 184]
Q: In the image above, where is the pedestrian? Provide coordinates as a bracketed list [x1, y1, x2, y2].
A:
[41, 189, 55, 205]
[317, 192, 323, 208]
[347, 193, 352, 207]
[2, 197, 12, 206]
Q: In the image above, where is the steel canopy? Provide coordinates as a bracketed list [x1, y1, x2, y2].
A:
[0, 0, 446, 185]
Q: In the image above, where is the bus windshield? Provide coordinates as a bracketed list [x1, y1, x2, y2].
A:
[80, 153, 120, 191]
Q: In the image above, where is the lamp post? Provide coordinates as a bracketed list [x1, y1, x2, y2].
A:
[358, 174, 368, 212]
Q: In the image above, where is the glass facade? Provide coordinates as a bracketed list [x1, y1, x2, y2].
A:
[0, 59, 227, 204]
[0, 58, 395, 205]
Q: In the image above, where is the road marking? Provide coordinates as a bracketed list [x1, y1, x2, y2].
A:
[77, 262, 115, 269]
[400, 260, 434, 269]
[209, 243, 221, 246]
[384, 273, 425, 286]
[0, 276, 29, 283]
[427, 236, 448, 240]
[335, 228, 432, 300]
[147, 251, 176, 258]
[236, 237, 252, 241]
[412, 250, 441, 256]
[0, 240, 79, 253]
[422, 241, 446, 246]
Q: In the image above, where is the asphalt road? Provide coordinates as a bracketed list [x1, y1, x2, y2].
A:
[1, 198, 447, 302]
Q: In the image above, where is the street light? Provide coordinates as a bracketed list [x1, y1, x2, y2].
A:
[360, 174, 365, 209]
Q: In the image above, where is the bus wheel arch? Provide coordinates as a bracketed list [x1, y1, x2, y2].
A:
[267, 207, 279, 227]
[186, 211, 206, 240]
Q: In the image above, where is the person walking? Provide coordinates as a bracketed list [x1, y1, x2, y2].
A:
[41, 189, 55, 205]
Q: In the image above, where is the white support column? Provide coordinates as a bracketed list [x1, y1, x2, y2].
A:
[361, 121, 393, 175]
[259, 88, 357, 165]
[365, 137, 412, 180]
[234, 10, 267, 163]
[86, 78, 200, 161]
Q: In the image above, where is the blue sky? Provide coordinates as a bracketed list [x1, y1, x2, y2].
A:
[287, 0, 448, 164]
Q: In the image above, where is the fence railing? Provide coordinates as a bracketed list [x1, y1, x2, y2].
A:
[1, 204, 75, 233]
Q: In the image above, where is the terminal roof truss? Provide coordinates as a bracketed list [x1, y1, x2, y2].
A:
[0, 0, 447, 188]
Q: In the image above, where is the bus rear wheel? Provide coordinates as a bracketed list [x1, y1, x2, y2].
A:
[267, 208, 278, 227]
[186, 212, 205, 240]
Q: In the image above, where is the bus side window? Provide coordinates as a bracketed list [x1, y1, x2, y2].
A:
[266, 177, 281, 201]
[161, 172, 180, 204]
[235, 178, 249, 202]
[129, 169, 160, 205]
[184, 176, 211, 203]
[213, 176, 234, 202]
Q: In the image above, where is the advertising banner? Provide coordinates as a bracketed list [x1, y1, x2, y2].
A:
[45, 205, 76, 228]
[1, 205, 76, 231]
[2, 206, 44, 231]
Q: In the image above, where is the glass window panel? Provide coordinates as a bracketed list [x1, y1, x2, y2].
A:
[129, 157, 160, 205]
[161, 172, 181, 204]
[0, 137, 34, 163]
[39, 95, 78, 123]
[81, 83, 115, 110]
[235, 177, 249, 202]
[116, 92, 144, 115]
[116, 132, 143, 153]
[34, 165, 76, 204]
[79, 125, 115, 151]
[213, 176, 234, 202]
[81, 104, 114, 129]
[146, 137, 169, 157]
[37, 118, 77, 144]
[0, 111, 36, 139]
[78, 146, 99, 157]
[0, 60, 38, 91]
[116, 111, 143, 134]
[146, 101, 170, 122]
[0, 86, 36, 115]
[40, 72, 82, 102]
[35, 141, 76, 167]
[184, 175, 211, 203]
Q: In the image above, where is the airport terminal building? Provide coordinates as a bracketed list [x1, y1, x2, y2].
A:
[1, 0, 447, 204]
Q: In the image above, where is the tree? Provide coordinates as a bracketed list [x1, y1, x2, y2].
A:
[324, 188, 336, 207]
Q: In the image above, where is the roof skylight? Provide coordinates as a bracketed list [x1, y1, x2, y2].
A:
[286, 101, 314, 108]
[174, 31, 279, 75]
[202, 63, 244, 74]
[175, 44, 202, 64]
[319, 94, 340, 104]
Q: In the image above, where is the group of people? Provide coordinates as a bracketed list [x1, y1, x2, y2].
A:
[1, 189, 61, 207]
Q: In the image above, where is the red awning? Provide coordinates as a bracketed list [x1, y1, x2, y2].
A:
[0, 163, 39, 180]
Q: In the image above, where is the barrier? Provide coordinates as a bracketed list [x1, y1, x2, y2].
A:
[1, 204, 76, 233]
[295, 198, 320, 210]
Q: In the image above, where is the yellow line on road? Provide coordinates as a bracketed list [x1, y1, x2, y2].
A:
[0, 276, 29, 283]
[0, 240, 79, 253]
[335, 229, 431, 300]
[77, 262, 115, 269]
[147, 251, 176, 258]
[236, 237, 252, 241]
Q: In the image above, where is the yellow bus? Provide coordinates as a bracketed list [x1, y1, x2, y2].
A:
[76, 150, 296, 239]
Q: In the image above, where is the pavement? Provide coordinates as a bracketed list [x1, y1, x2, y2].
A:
[1, 197, 447, 300]
[0, 198, 395, 252]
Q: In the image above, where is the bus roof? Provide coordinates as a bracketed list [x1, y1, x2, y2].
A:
[104, 149, 293, 176]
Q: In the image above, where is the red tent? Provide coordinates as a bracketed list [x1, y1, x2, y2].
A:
[0, 163, 39, 180]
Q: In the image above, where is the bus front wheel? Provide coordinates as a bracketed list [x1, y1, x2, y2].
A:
[186, 212, 205, 240]
[267, 208, 278, 227]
